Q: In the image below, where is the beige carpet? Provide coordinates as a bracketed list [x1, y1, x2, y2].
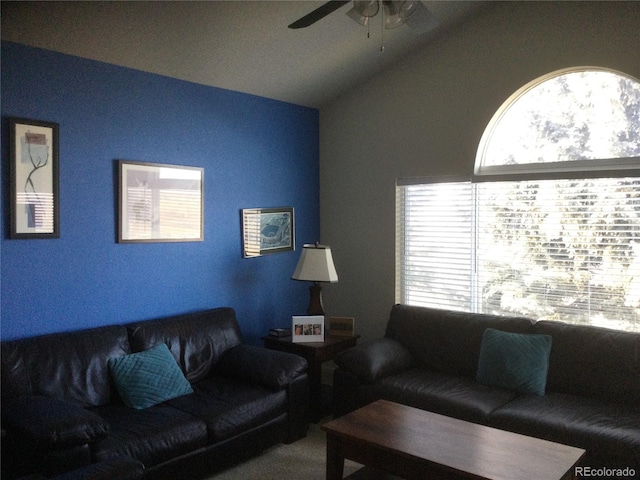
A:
[207, 421, 398, 480]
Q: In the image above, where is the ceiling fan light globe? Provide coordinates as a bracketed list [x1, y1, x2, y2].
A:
[355, 0, 380, 17]
[384, 17, 403, 29]
[347, 6, 370, 26]
[400, 0, 420, 16]
[384, 0, 420, 29]
[347, 0, 380, 25]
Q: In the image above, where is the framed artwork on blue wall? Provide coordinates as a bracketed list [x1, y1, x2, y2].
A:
[118, 160, 204, 243]
[241, 207, 294, 257]
[9, 118, 60, 239]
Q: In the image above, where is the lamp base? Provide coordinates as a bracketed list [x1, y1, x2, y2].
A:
[307, 283, 325, 316]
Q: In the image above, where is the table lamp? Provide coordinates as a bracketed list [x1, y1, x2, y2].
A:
[291, 243, 338, 315]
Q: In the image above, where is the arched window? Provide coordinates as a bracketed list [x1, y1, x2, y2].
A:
[397, 68, 640, 332]
[476, 68, 640, 176]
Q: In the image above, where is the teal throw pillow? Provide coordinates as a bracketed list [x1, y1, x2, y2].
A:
[108, 343, 193, 409]
[476, 328, 552, 396]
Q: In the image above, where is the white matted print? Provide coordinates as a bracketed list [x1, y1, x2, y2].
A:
[118, 160, 203, 243]
[10, 118, 60, 239]
[292, 315, 324, 343]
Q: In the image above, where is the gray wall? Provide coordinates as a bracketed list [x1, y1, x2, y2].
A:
[319, 1, 640, 342]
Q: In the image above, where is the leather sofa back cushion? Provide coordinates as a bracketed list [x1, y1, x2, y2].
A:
[386, 304, 536, 378]
[1, 325, 130, 407]
[534, 321, 640, 405]
[126, 307, 243, 383]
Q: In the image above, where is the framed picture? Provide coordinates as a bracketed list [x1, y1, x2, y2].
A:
[9, 118, 60, 239]
[329, 317, 355, 337]
[292, 315, 324, 343]
[242, 207, 294, 258]
[118, 160, 203, 243]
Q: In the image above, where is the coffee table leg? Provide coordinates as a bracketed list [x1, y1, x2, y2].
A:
[326, 433, 345, 480]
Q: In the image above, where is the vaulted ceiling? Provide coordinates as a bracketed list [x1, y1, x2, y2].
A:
[1, 1, 485, 108]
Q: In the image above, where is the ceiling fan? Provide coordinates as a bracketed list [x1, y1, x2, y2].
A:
[288, 1, 436, 31]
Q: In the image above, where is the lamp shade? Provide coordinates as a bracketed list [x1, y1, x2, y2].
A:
[292, 244, 338, 283]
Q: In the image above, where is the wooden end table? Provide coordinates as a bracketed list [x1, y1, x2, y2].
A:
[322, 400, 586, 480]
[262, 334, 359, 422]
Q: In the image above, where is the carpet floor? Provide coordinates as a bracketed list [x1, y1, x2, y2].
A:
[206, 420, 399, 480]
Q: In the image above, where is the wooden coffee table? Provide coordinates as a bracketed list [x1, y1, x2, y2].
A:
[322, 400, 585, 480]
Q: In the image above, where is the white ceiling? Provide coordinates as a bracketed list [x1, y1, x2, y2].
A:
[1, 1, 485, 108]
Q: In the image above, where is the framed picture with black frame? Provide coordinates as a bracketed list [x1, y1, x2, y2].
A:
[9, 118, 60, 239]
[241, 207, 294, 258]
[118, 160, 204, 243]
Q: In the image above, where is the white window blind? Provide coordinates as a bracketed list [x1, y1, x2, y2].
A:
[396, 179, 474, 312]
[396, 177, 640, 332]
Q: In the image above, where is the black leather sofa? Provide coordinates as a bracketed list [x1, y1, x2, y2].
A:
[333, 304, 640, 469]
[12, 459, 145, 480]
[1, 307, 309, 480]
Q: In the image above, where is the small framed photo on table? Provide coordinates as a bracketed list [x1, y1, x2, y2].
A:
[329, 317, 355, 337]
[292, 315, 324, 343]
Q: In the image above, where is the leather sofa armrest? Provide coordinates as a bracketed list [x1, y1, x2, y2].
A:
[335, 338, 414, 383]
[216, 344, 308, 390]
[283, 373, 310, 442]
[1, 396, 109, 448]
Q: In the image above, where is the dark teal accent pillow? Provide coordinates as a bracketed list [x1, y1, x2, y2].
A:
[108, 343, 193, 409]
[476, 328, 552, 396]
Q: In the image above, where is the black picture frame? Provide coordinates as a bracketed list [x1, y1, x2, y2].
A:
[118, 160, 204, 243]
[9, 118, 60, 239]
[241, 207, 295, 257]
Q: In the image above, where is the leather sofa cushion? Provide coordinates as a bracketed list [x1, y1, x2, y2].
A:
[488, 393, 640, 467]
[1, 326, 130, 407]
[385, 304, 536, 378]
[166, 375, 288, 443]
[91, 404, 208, 468]
[335, 338, 414, 383]
[2, 396, 109, 447]
[215, 344, 307, 390]
[534, 321, 640, 405]
[127, 308, 242, 383]
[375, 368, 517, 424]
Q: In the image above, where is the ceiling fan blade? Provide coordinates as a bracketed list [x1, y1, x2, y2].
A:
[288, 1, 350, 29]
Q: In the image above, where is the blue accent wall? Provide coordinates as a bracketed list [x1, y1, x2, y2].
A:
[1, 42, 319, 342]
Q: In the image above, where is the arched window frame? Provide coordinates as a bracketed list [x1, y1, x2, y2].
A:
[474, 67, 640, 181]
